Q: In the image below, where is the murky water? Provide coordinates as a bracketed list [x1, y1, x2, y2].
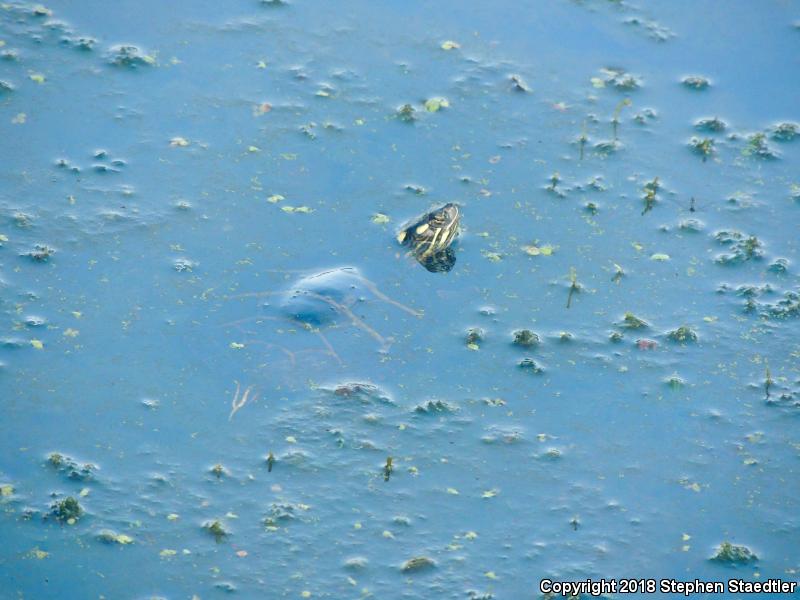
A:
[1, 1, 799, 598]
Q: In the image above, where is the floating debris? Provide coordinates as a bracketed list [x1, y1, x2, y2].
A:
[694, 117, 727, 132]
[682, 76, 710, 90]
[401, 556, 436, 573]
[597, 67, 641, 91]
[714, 231, 763, 264]
[667, 326, 698, 343]
[509, 74, 529, 92]
[768, 258, 789, 274]
[611, 98, 632, 140]
[711, 542, 757, 564]
[743, 132, 778, 159]
[264, 502, 310, 528]
[440, 40, 460, 50]
[97, 530, 134, 545]
[47, 453, 96, 481]
[481, 426, 524, 445]
[679, 218, 704, 232]
[771, 122, 798, 141]
[764, 366, 773, 399]
[414, 399, 458, 414]
[203, 520, 229, 542]
[344, 556, 369, 570]
[512, 330, 539, 348]
[518, 358, 543, 374]
[229, 380, 258, 421]
[107, 45, 155, 68]
[330, 382, 394, 404]
[566, 267, 581, 308]
[396, 104, 416, 122]
[623, 16, 674, 41]
[641, 177, 660, 215]
[665, 374, 685, 389]
[465, 328, 483, 350]
[24, 244, 56, 262]
[621, 312, 649, 329]
[689, 137, 715, 161]
[51, 496, 82, 524]
[172, 258, 196, 272]
[636, 338, 658, 350]
[424, 97, 449, 112]
[404, 183, 427, 195]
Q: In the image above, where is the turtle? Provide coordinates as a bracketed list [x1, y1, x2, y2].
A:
[226, 267, 422, 363]
[397, 203, 461, 272]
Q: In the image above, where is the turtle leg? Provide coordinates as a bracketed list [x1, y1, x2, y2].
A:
[352, 274, 423, 318]
[313, 329, 343, 365]
[306, 292, 388, 348]
[241, 339, 297, 366]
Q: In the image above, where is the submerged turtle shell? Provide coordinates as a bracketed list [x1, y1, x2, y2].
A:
[397, 203, 461, 272]
[279, 267, 365, 327]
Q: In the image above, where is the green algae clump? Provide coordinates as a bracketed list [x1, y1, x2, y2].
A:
[621, 312, 649, 329]
[204, 519, 229, 542]
[52, 496, 83, 524]
[512, 329, 540, 348]
[667, 326, 698, 343]
[711, 541, 757, 564]
[97, 529, 134, 545]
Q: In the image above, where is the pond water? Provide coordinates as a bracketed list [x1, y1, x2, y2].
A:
[1, 1, 799, 598]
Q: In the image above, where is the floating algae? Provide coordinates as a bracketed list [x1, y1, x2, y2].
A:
[51, 497, 83, 524]
[714, 231, 763, 264]
[203, 520, 229, 542]
[96, 530, 134, 545]
[512, 329, 539, 348]
[465, 328, 484, 350]
[711, 542, 757, 564]
[47, 453, 96, 481]
[667, 326, 698, 343]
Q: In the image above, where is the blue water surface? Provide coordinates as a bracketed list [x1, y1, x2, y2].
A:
[1, 1, 799, 598]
